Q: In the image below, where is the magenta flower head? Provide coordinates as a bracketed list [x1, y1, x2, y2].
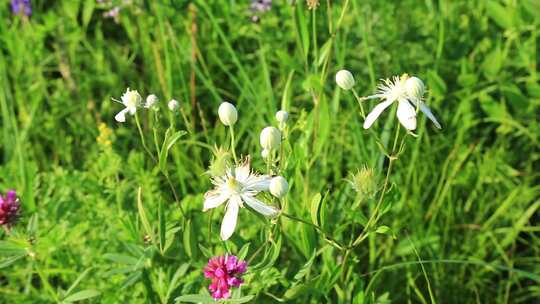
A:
[204, 255, 247, 299]
[0, 190, 21, 227]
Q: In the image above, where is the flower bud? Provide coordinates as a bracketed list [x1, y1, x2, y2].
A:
[405, 76, 425, 99]
[168, 99, 180, 111]
[218, 102, 238, 126]
[335, 69, 355, 90]
[145, 94, 158, 109]
[275, 110, 289, 124]
[269, 176, 288, 198]
[259, 126, 281, 150]
[261, 148, 270, 159]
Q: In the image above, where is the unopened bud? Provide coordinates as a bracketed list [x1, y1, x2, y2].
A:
[269, 176, 289, 198]
[336, 69, 355, 90]
[260, 126, 281, 150]
[218, 102, 238, 126]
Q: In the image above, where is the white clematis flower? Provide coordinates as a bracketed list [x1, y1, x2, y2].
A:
[114, 88, 142, 122]
[203, 157, 279, 240]
[362, 75, 441, 131]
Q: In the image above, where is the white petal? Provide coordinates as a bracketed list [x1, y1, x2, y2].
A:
[241, 195, 279, 217]
[363, 99, 394, 129]
[203, 190, 230, 211]
[418, 102, 442, 129]
[396, 99, 417, 130]
[244, 175, 271, 192]
[127, 106, 137, 115]
[220, 196, 240, 240]
[115, 108, 129, 122]
[235, 160, 251, 183]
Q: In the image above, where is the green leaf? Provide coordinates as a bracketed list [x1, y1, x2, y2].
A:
[226, 295, 255, 303]
[0, 254, 26, 268]
[317, 39, 333, 67]
[158, 200, 166, 253]
[65, 268, 93, 297]
[284, 283, 309, 300]
[63, 289, 100, 302]
[137, 187, 153, 242]
[237, 242, 250, 261]
[375, 226, 391, 234]
[486, 1, 513, 29]
[183, 219, 198, 259]
[103, 253, 139, 265]
[427, 70, 447, 99]
[159, 129, 187, 173]
[175, 294, 214, 303]
[198, 244, 213, 258]
[310, 193, 322, 226]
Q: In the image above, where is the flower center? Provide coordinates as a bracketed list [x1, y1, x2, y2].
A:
[226, 177, 242, 193]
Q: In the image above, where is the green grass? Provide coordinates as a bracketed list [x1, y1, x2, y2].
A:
[1, 0, 539, 303]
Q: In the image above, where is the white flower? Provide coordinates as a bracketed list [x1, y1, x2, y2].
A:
[260, 126, 281, 150]
[168, 99, 180, 111]
[145, 94, 158, 109]
[218, 102, 238, 126]
[362, 75, 441, 130]
[335, 70, 355, 90]
[114, 88, 142, 122]
[269, 176, 288, 198]
[203, 157, 279, 240]
[404, 77, 441, 129]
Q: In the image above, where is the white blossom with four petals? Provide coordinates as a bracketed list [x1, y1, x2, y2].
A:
[203, 158, 279, 240]
[362, 75, 441, 130]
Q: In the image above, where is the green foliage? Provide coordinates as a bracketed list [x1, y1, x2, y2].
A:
[1, 0, 539, 303]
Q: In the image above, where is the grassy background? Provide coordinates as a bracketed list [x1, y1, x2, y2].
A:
[1, 0, 539, 303]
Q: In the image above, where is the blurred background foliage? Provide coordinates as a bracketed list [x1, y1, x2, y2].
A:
[0, 0, 539, 303]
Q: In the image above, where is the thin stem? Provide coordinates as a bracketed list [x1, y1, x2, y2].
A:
[229, 126, 238, 163]
[352, 123, 401, 247]
[135, 113, 157, 163]
[351, 88, 366, 118]
[280, 212, 346, 251]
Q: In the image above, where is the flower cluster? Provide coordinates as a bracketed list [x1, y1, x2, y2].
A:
[249, 0, 272, 23]
[336, 70, 441, 131]
[113, 88, 180, 123]
[0, 190, 21, 227]
[11, 0, 31, 16]
[204, 255, 247, 299]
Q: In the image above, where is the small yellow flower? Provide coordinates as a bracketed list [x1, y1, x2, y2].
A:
[96, 123, 113, 148]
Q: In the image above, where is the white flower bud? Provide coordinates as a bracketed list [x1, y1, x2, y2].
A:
[275, 110, 289, 124]
[218, 102, 238, 126]
[405, 76, 425, 99]
[269, 176, 289, 198]
[261, 148, 270, 159]
[145, 94, 158, 109]
[168, 99, 180, 111]
[335, 69, 355, 90]
[260, 126, 281, 150]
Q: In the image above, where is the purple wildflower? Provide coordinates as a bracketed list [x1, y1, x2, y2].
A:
[0, 190, 21, 226]
[250, 0, 272, 13]
[204, 255, 247, 299]
[10, 0, 31, 16]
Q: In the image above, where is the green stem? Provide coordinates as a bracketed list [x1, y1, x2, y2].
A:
[135, 113, 156, 163]
[351, 88, 366, 118]
[281, 212, 346, 251]
[351, 123, 401, 247]
[229, 126, 238, 163]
